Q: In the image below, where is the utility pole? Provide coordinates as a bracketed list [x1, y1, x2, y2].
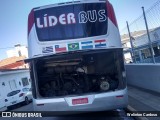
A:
[142, 6, 155, 63]
[126, 21, 136, 63]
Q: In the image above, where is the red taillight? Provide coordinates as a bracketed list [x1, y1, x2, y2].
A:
[116, 95, 124, 98]
[37, 104, 44, 106]
[107, 0, 118, 28]
[19, 93, 24, 97]
[5, 99, 8, 102]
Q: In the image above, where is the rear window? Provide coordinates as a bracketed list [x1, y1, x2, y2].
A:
[22, 88, 30, 92]
[34, 3, 108, 41]
[7, 90, 21, 97]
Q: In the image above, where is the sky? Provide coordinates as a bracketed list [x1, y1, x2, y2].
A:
[0, 0, 158, 60]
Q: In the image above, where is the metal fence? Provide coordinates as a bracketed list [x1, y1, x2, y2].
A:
[121, 0, 160, 63]
[136, 56, 160, 63]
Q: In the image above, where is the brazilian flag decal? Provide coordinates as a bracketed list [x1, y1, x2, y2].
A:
[68, 43, 79, 51]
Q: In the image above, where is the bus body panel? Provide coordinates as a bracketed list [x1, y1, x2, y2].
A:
[28, 1, 122, 58]
[34, 88, 128, 111]
[28, 19, 122, 58]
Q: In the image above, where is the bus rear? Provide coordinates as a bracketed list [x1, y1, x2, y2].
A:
[27, 0, 128, 112]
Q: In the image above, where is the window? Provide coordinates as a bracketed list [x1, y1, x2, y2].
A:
[21, 78, 29, 87]
[35, 3, 108, 41]
[9, 80, 17, 90]
[134, 50, 140, 61]
[22, 88, 30, 92]
[141, 48, 151, 59]
[153, 45, 160, 57]
[7, 90, 20, 97]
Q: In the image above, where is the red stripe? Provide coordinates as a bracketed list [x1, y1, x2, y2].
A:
[55, 48, 66, 52]
[28, 9, 34, 36]
[107, 1, 118, 28]
[95, 40, 106, 43]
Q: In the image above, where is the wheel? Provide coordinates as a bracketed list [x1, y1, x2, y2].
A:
[7, 106, 14, 111]
[25, 97, 29, 105]
[7, 106, 11, 111]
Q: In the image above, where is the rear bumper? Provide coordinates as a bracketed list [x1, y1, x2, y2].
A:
[33, 88, 128, 111]
[6, 97, 25, 107]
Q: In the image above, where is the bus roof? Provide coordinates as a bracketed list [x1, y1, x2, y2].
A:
[33, 0, 107, 11]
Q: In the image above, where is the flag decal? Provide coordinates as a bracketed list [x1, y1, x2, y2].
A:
[81, 41, 93, 49]
[55, 44, 67, 53]
[94, 39, 106, 48]
[42, 46, 53, 53]
[68, 43, 79, 51]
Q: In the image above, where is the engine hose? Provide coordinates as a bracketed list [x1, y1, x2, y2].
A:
[60, 73, 64, 85]
[64, 76, 79, 86]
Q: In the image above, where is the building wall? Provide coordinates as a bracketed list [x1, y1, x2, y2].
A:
[134, 28, 160, 47]
[7, 46, 28, 58]
[122, 28, 160, 48]
[125, 64, 160, 93]
[0, 70, 30, 99]
[122, 28, 160, 63]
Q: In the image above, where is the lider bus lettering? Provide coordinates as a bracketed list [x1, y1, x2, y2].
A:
[36, 10, 107, 28]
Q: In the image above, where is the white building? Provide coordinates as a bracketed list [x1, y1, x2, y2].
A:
[0, 69, 30, 110]
[121, 27, 160, 63]
[7, 44, 28, 58]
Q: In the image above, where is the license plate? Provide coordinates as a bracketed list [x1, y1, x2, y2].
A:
[72, 98, 88, 105]
[12, 101, 16, 104]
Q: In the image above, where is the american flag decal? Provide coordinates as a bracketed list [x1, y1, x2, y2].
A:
[42, 46, 53, 53]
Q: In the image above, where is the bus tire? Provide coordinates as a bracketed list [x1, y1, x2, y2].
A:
[25, 97, 29, 105]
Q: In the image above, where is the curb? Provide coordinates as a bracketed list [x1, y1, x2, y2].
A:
[126, 105, 149, 120]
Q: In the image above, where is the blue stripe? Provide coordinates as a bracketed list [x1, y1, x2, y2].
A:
[43, 51, 52, 53]
[81, 41, 92, 44]
[46, 47, 53, 49]
[43, 50, 52, 53]
[46, 47, 52, 48]
[82, 45, 93, 49]
[43, 49, 53, 51]
[44, 49, 53, 51]
[95, 44, 106, 48]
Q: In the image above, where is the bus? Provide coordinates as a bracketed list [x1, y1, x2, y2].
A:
[26, 0, 128, 111]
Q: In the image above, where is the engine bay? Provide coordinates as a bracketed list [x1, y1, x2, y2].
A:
[35, 50, 124, 97]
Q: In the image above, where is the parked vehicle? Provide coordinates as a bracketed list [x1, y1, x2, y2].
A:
[0, 97, 7, 111]
[22, 87, 33, 103]
[5, 88, 32, 109]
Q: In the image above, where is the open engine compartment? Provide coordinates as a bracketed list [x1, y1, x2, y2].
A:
[34, 49, 124, 98]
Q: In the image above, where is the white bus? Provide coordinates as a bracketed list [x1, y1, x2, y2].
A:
[26, 0, 128, 112]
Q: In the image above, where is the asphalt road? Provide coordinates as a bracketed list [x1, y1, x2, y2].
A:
[0, 103, 135, 120]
